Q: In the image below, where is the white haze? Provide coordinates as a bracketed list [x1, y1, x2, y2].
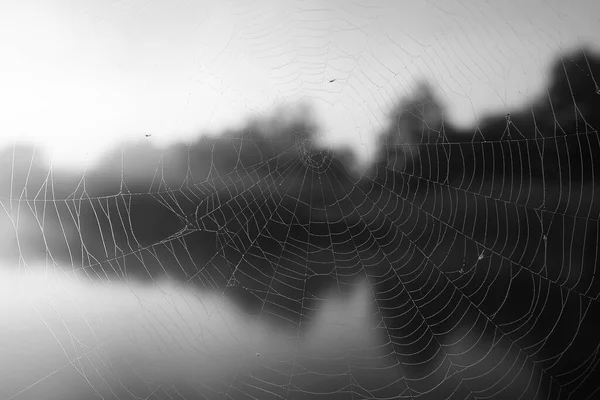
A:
[0, 265, 536, 399]
[0, 0, 598, 170]
[0, 265, 376, 399]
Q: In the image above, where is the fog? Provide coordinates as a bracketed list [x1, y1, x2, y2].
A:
[1, 1, 600, 399]
[1, 266, 542, 400]
[0, 266, 374, 399]
[1, 0, 599, 169]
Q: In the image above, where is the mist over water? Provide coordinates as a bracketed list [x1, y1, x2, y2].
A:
[0, 267, 400, 400]
[1, 265, 544, 400]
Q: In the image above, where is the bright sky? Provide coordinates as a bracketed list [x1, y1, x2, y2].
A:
[0, 0, 598, 170]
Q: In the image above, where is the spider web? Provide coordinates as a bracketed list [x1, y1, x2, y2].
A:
[1, 1, 600, 399]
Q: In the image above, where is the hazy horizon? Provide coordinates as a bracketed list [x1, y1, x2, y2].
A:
[1, 0, 599, 170]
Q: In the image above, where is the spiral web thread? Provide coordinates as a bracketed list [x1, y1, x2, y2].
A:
[1, 1, 599, 399]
